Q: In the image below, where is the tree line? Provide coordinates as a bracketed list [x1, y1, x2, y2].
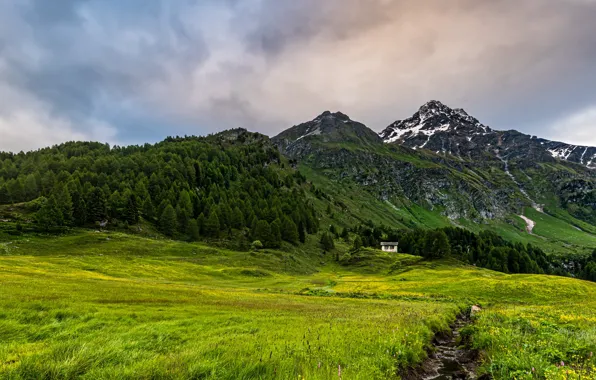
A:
[343, 222, 596, 282]
[0, 130, 319, 246]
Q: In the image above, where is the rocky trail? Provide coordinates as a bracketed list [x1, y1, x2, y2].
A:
[404, 311, 484, 380]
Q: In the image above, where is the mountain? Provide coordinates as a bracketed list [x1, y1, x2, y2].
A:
[272, 104, 596, 257]
[273, 111, 382, 158]
[380, 100, 596, 169]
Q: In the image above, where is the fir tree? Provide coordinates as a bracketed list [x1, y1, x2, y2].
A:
[254, 220, 271, 246]
[71, 191, 87, 226]
[142, 198, 155, 220]
[281, 215, 299, 244]
[177, 206, 190, 233]
[231, 206, 244, 229]
[422, 230, 451, 259]
[87, 187, 108, 222]
[24, 173, 39, 200]
[329, 224, 337, 237]
[53, 183, 73, 225]
[187, 219, 200, 241]
[204, 211, 220, 237]
[320, 232, 335, 252]
[270, 218, 282, 248]
[7, 179, 24, 203]
[36, 196, 63, 231]
[298, 221, 306, 243]
[197, 213, 206, 235]
[159, 204, 177, 237]
[178, 190, 193, 217]
[123, 193, 139, 224]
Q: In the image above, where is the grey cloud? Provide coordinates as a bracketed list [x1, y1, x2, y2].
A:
[1, 0, 210, 141]
[1, 0, 596, 151]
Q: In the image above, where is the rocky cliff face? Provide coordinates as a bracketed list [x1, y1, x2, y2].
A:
[380, 100, 596, 169]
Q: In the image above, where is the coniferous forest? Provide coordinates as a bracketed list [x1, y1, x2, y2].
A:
[0, 130, 318, 248]
[347, 223, 596, 282]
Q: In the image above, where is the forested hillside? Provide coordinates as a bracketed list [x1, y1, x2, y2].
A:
[0, 129, 318, 247]
[2, 125, 596, 282]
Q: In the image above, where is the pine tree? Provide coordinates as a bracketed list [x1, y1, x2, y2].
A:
[298, 221, 306, 243]
[108, 191, 124, 219]
[231, 206, 244, 229]
[178, 190, 193, 216]
[71, 191, 87, 226]
[36, 196, 62, 231]
[422, 230, 451, 259]
[123, 193, 139, 224]
[254, 220, 271, 246]
[41, 171, 56, 195]
[159, 204, 177, 237]
[142, 197, 155, 220]
[281, 215, 299, 244]
[24, 173, 39, 200]
[197, 213, 206, 235]
[352, 235, 363, 251]
[329, 224, 337, 237]
[320, 232, 335, 252]
[176, 206, 190, 233]
[0, 185, 9, 204]
[53, 183, 73, 225]
[204, 211, 220, 237]
[270, 218, 282, 248]
[7, 179, 24, 203]
[87, 187, 108, 222]
[340, 227, 350, 242]
[187, 219, 200, 241]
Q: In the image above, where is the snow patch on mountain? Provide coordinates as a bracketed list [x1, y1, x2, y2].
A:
[380, 100, 596, 170]
[295, 126, 321, 141]
[580, 147, 589, 164]
[519, 215, 536, 234]
[380, 100, 490, 146]
[547, 146, 576, 160]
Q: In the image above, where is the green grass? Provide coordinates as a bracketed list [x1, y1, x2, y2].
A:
[1, 232, 595, 379]
[525, 207, 596, 250]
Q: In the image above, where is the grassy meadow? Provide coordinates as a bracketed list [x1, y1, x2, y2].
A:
[1, 231, 595, 379]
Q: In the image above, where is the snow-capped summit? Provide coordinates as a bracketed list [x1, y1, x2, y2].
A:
[379, 101, 490, 151]
[380, 101, 596, 168]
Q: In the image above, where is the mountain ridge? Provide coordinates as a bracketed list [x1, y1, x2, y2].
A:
[380, 100, 596, 169]
[272, 101, 596, 170]
[271, 102, 596, 244]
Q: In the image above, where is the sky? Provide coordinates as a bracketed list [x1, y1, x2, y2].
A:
[1, 0, 596, 152]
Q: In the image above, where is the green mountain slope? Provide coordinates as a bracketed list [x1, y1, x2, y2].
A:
[273, 109, 596, 259]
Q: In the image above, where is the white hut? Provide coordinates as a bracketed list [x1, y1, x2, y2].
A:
[380, 242, 398, 253]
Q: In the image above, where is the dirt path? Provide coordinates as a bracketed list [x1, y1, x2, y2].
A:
[402, 314, 482, 380]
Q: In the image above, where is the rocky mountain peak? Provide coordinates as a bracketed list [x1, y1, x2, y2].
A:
[379, 101, 489, 147]
[317, 110, 351, 122]
[272, 111, 382, 159]
[418, 100, 451, 116]
[380, 100, 596, 169]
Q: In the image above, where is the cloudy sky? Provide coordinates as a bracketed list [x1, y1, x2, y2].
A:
[1, 0, 595, 152]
